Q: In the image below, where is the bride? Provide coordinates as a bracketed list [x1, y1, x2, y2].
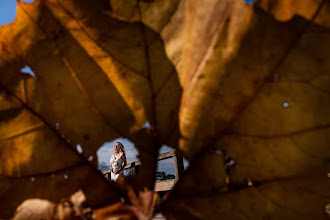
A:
[109, 142, 127, 181]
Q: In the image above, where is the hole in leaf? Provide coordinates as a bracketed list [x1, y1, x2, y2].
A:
[55, 122, 59, 130]
[283, 102, 289, 108]
[30, 177, 35, 182]
[97, 138, 138, 173]
[76, 144, 83, 154]
[0, 1, 17, 26]
[244, 0, 257, 4]
[225, 159, 235, 168]
[327, 173, 330, 178]
[157, 158, 176, 181]
[88, 156, 93, 161]
[64, 174, 69, 179]
[273, 73, 279, 82]
[157, 145, 177, 182]
[20, 66, 36, 78]
[142, 121, 151, 129]
[158, 145, 190, 171]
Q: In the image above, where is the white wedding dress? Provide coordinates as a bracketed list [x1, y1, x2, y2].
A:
[110, 153, 124, 181]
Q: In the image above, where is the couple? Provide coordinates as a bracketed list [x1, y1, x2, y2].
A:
[109, 142, 127, 181]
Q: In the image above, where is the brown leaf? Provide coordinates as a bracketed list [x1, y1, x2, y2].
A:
[0, 0, 180, 217]
[1, 0, 329, 219]
[158, 0, 330, 219]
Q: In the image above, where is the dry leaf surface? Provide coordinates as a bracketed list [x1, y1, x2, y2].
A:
[0, 0, 329, 219]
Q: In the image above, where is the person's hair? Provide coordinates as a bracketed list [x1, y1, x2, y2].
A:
[116, 142, 125, 156]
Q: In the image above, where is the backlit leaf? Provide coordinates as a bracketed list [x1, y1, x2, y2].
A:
[0, 0, 329, 219]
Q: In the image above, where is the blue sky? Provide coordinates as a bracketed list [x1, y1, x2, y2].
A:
[0, 0, 36, 26]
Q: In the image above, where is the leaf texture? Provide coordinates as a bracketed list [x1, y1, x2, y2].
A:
[0, 0, 329, 219]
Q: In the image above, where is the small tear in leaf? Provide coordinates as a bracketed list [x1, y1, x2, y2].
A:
[226, 160, 235, 168]
[183, 159, 190, 170]
[327, 173, 330, 178]
[247, 178, 253, 186]
[31, 177, 35, 182]
[64, 174, 69, 179]
[273, 73, 279, 82]
[88, 156, 93, 161]
[55, 122, 59, 130]
[244, 0, 257, 4]
[142, 121, 151, 129]
[21, 66, 36, 78]
[76, 144, 83, 154]
[283, 102, 289, 108]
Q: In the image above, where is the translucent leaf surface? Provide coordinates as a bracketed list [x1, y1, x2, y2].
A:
[0, 0, 329, 219]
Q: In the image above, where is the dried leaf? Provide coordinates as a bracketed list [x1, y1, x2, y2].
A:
[0, 0, 180, 217]
[160, 0, 330, 219]
[0, 0, 329, 219]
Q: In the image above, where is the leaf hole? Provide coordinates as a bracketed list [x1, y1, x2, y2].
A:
[244, 0, 257, 4]
[88, 156, 93, 161]
[76, 144, 83, 154]
[142, 121, 151, 129]
[273, 73, 280, 82]
[55, 122, 59, 130]
[97, 138, 138, 177]
[283, 102, 289, 108]
[157, 145, 189, 180]
[64, 174, 69, 179]
[327, 173, 330, 178]
[157, 145, 177, 182]
[0, 1, 16, 26]
[30, 177, 35, 182]
[20, 66, 36, 78]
